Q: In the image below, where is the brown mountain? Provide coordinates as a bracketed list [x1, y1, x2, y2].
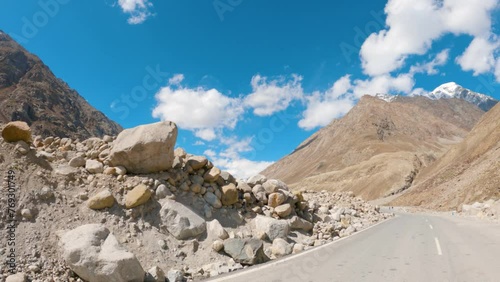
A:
[261, 95, 485, 200]
[0, 31, 122, 139]
[391, 102, 500, 210]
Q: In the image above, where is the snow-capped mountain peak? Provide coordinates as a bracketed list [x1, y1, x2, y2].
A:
[374, 93, 397, 102]
[417, 82, 498, 112]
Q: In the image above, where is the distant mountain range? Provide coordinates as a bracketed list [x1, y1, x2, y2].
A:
[374, 82, 498, 112]
[415, 82, 498, 112]
[0, 31, 121, 139]
[261, 94, 485, 201]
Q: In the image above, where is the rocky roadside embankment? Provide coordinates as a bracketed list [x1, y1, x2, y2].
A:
[0, 121, 392, 282]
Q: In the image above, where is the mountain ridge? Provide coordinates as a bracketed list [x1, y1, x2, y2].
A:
[261, 94, 485, 200]
[0, 32, 122, 139]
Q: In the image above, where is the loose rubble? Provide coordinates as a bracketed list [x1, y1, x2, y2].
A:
[461, 200, 500, 220]
[0, 121, 391, 281]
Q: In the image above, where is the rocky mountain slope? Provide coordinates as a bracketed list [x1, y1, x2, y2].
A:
[414, 82, 498, 111]
[261, 95, 485, 200]
[0, 31, 122, 140]
[391, 102, 500, 210]
[0, 121, 390, 281]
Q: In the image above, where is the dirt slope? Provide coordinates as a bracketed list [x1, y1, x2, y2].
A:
[391, 102, 500, 210]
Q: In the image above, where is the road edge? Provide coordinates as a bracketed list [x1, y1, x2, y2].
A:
[207, 214, 396, 281]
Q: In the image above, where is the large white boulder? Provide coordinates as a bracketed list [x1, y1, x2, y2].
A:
[159, 199, 206, 240]
[109, 121, 177, 174]
[58, 224, 145, 282]
[251, 215, 290, 241]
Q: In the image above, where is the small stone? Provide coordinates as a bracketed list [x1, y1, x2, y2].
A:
[204, 192, 222, 208]
[69, 156, 86, 167]
[268, 192, 286, 208]
[212, 240, 224, 252]
[186, 156, 207, 170]
[6, 272, 27, 282]
[85, 160, 104, 174]
[247, 174, 267, 186]
[87, 189, 115, 210]
[221, 183, 238, 206]
[1, 121, 31, 143]
[275, 203, 292, 218]
[145, 266, 166, 282]
[15, 140, 30, 155]
[155, 184, 171, 199]
[103, 167, 116, 175]
[39, 186, 54, 200]
[125, 184, 152, 209]
[115, 166, 127, 175]
[167, 269, 184, 282]
[157, 239, 168, 250]
[293, 243, 304, 254]
[204, 166, 221, 182]
[271, 238, 293, 258]
[21, 209, 33, 219]
[207, 219, 229, 240]
[28, 264, 40, 273]
[190, 183, 202, 194]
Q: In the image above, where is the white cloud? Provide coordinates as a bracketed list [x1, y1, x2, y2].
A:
[152, 75, 244, 141]
[204, 136, 273, 179]
[496, 58, 500, 82]
[360, 0, 499, 76]
[410, 49, 450, 75]
[244, 74, 304, 116]
[117, 0, 153, 24]
[215, 157, 274, 180]
[169, 74, 185, 85]
[298, 75, 355, 130]
[352, 73, 415, 96]
[456, 36, 499, 76]
[195, 129, 217, 141]
[203, 149, 217, 158]
[193, 141, 205, 146]
[298, 73, 416, 130]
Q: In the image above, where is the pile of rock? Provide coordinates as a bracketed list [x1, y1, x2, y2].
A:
[0, 121, 391, 282]
[461, 200, 500, 220]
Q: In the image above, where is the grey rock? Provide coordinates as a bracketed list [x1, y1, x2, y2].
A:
[85, 159, 104, 174]
[247, 174, 267, 186]
[159, 199, 206, 240]
[223, 238, 269, 265]
[58, 224, 145, 282]
[271, 238, 293, 257]
[252, 215, 290, 241]
[204, 192, 222, 209]
[167, 269, 184, 282]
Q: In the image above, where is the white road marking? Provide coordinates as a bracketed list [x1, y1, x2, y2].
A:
[429, 224, 433, 230]
[435, 237, 443, 256]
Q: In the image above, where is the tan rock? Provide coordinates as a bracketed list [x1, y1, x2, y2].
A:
[103, 167, 116, 175]
[108, 121, 178, 174]
[186, 155, 207, 170]
[2, 121, 32, 143]
[268, 192, 286, 208]
[87, 190, 115, 210]
[204, 166, 221, 182]
[221, 183, 238, 206]
[125, 184, 152, 209]
[275, 203, 292, 218]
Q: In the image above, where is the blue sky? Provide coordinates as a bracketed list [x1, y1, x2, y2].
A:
[1, 0, 500, 177]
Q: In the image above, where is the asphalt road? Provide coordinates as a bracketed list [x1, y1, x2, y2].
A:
[210, 211, 500, 282]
